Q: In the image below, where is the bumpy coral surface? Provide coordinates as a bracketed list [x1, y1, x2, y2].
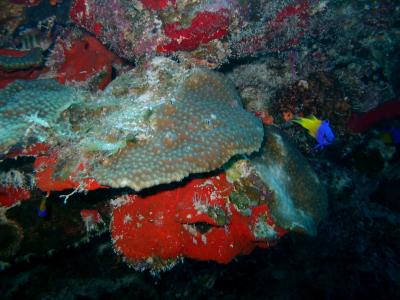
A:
[109, 126, 326, 271]
[69, 58, 264, 190]
[0, 79, 78, 157]
[0, 57, 263, 191]
[93, 75, 262, 189]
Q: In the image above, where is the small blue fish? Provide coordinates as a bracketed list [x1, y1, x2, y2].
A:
[293, 115, 335, 149]
[389, 128, 400, 144]
[381, 127, 400, 145]
[37, 197, 47, 218]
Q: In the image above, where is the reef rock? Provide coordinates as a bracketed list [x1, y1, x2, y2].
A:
[226, 126, 327, 236]
[0, 218, 23, 259]
[69, 0, 317, 66]
[252, 126, 327, 235]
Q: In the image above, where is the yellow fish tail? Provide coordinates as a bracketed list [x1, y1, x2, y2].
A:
[292, 115, 322, 138]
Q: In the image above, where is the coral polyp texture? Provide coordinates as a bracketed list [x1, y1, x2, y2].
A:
[0, 57, 262, 191]
[75, 58, 264, 190]
[0, 79, 78, 157]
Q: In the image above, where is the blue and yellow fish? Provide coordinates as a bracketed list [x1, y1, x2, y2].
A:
[293, 115, 335, 149]
[37, 197, 47, 218]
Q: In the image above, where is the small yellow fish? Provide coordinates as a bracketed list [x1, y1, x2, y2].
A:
[293, 115, 335, 149]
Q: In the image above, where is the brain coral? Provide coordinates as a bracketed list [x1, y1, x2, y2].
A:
[0, 79, 78, 157]
[73, 58, 264, 190]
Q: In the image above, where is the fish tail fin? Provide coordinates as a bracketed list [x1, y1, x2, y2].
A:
[292, 115, 322, 138]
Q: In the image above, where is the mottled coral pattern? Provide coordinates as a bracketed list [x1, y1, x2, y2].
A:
[92, 68, 263, 190]
[0, 79, 77, 156]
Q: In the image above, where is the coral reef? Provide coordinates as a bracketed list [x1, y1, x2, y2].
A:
[0, 0, 399, 298]
[156, 9, 230, 53]
[111, 173, 287, 271]
[107, 123, 326, 271]
[0, 169, 32, 208]
[0, 55, 327, 272]
[80, 209, 105, 234]
[229, 0, 315, 57]
[33, 149, 103, 192]
[0, 186, 30, 208]
[226, 57, 294, 118]
[69, 0, 158, 61]
[68, 0, 318, 66]
[0, 0, 25, 38]
[0, 79, 79, 157]
[29, 57, 261, 191]
[252, 126, 327, 234]
[0, 48, 46, 88]
[89, 62, 263, 190]
[0, 191, 110, 262]
[1, 57, 263, 191]
[328, 1, 399, 113]
[0, 47, 43, 70]
[49, 33, 122, 90]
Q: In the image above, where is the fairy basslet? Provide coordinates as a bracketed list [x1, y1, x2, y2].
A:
[37, 197, 47, 218]
[381, 127, 400, 145]
[293, 115, 335, 149]
[389, 127, 400, 144]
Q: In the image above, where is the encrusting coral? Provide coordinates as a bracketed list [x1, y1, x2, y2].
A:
[88, 60, 264, 190]
[0, 57, 263, 191]
[0, 79, 79, 157]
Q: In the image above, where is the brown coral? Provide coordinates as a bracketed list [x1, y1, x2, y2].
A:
[91, 67, 264, 190]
